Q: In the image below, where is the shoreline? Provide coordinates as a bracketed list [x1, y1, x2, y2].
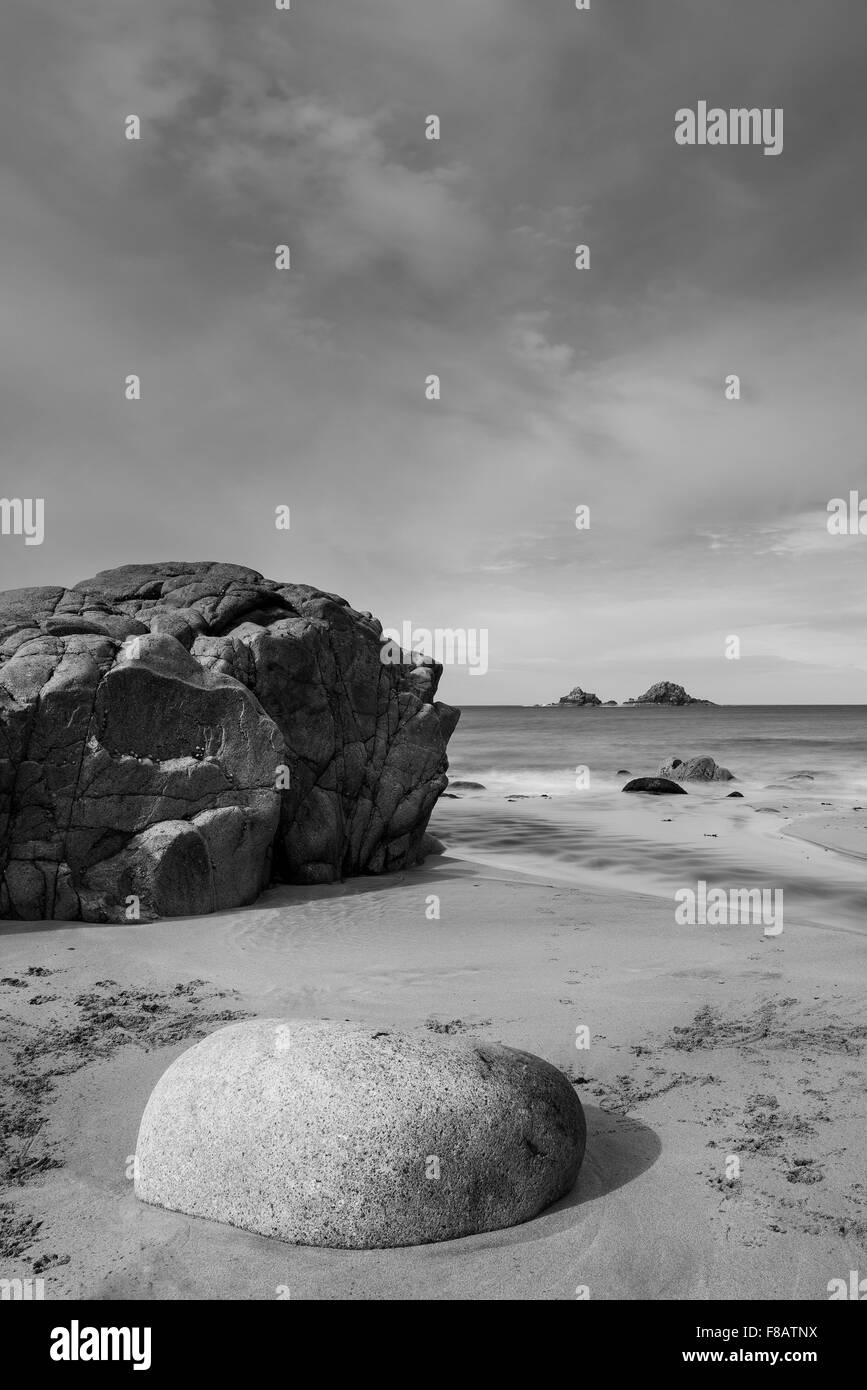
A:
[432, 789, 867, 936]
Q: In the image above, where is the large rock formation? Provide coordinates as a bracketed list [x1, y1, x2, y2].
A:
[558, 686, 602, 706]
[0, 562, 458, 921]
[627, 681, 714, 706]
[135, 1019, 586, 1248]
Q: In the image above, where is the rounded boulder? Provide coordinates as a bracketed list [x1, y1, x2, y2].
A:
[622, 776, 688, 795]
[134, 1019, 585, 1248]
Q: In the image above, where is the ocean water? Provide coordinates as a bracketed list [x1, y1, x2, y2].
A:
[440, 705, 867, 800]
[428, 706, 867, 926]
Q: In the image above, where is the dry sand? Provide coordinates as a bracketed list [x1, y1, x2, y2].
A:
[1, 806, 865, 1301]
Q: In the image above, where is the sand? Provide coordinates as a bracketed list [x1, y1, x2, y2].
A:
[1, 802, 865, 1301]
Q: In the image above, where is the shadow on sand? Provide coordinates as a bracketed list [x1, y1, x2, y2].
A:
[457, 1103, 661, 1253]
[0, 856, 483, 938]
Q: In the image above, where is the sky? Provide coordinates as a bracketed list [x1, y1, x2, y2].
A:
[1, 0, 866, 704]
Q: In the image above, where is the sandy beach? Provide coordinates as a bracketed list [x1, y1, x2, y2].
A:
[2, 793, 865, 1301]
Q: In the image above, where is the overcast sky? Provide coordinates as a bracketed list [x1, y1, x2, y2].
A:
[2, 0, 866, 703]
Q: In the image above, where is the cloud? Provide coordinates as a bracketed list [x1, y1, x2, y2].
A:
[2, 0, 867, 701]
[508, 316, 575, 374]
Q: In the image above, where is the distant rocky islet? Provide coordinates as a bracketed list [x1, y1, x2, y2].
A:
[547, 680, 715, 707]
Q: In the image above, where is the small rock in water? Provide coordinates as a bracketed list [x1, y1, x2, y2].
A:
[449, 780, 486, 791]
[617, 769, 631, 775]
[727, 791, 744, 798]
[658, 754, 734, 783]
[622, 777, 688, 796]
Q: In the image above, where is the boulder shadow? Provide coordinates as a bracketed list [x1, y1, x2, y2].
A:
[247, 855, 477, 909]
[0, 853, 477, 936]
[484, 1104, 661, 1248]
[90, 1103, 662, 1288]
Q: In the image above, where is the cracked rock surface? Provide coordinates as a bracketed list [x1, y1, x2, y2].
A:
[0, 562, 458, 921]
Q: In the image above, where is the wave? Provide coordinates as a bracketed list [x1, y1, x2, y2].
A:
[447, 767, 578, 797]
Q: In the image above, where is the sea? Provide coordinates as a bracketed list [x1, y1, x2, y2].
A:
[428, 706, 867, 927]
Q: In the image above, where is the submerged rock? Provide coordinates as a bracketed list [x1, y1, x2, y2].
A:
[0, 562, 458, 921]
[622, 777, 688, 795]
[135, 1019, 586, 1248]
[658, 755, 735, 783]
[449, 780, 486, 790]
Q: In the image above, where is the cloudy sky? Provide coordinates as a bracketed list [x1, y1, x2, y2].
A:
[2, 0, 866, 703]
